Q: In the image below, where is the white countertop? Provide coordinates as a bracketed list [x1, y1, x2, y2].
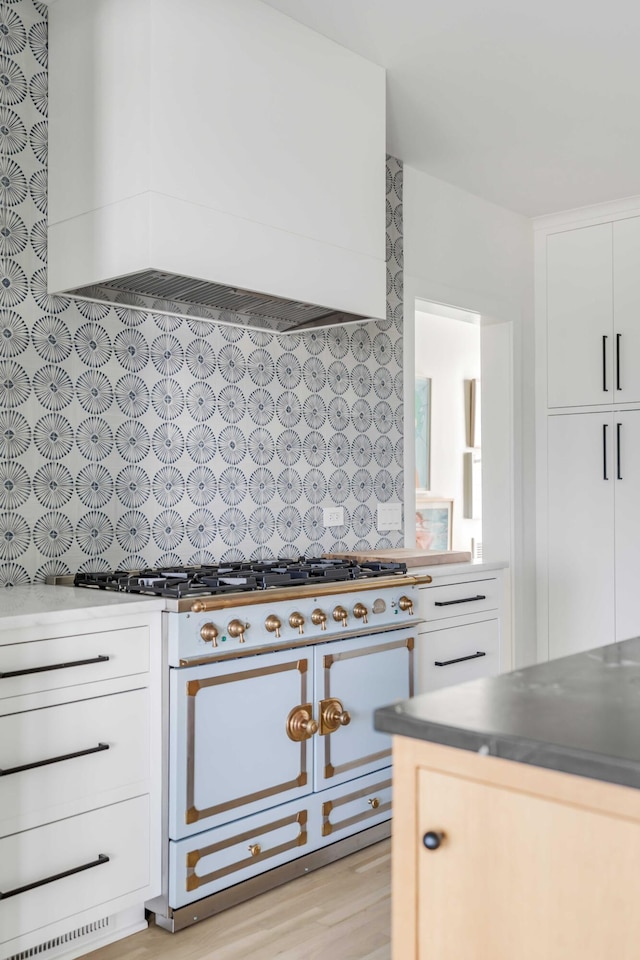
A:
[0, 585, 164, 631]
[411, 559, 508, 579]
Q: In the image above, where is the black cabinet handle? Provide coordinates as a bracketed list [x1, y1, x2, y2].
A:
[0, 854, 109, 900]
[617, 422, 622, 480]
[603, 423, 609, 480]
[435, 651, 486, 667]
[434, 595, 486, 607]
[603, 335, 608, 391]
[423, 830, 445, 851]
[0, 742, 109, 777]
[616, 333, 622, 390]
[0, 654, 109, 680]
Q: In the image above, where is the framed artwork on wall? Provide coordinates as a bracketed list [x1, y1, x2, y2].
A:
[416, 497, 453, 551]
[415, 377, 431, 490]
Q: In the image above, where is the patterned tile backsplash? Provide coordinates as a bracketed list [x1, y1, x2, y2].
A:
[0, 0, 404, 584]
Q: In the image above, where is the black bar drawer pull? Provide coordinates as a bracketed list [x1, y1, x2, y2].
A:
[0, 654, 109, 680]
[0, 743, 109, 778]
[603, 423, 609, 481]
[603, 335, 608, 391]
[434, 595, 486, 607]
[435, 651, 487, 667]
[616, 333, 622, 391]
[0, 854, 109, 900]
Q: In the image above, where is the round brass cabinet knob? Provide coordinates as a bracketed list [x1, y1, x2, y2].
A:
[286, 705, 319, 742]
[368, 797, 380, 810]
[398, 595, 414, 615]
[321, 698, 351, 733]
[228, 619, 248, 643]
[200, 622, 219, 646]
[353, 602, 369, 624]
[311, 609, 328, 631]
[333, 605, 348, 627]
[265, 614, 281, 638]
[289, 611, 305, 635]
[248, 843, 262, 858]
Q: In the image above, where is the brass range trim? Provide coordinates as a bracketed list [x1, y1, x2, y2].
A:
[178, 574, 432, 613]
[185, 810, 308, 891]
[185, 658, 309, 824]
[179, 619, 423, 667]
[154, 821, 391, 932]
[321, 777, 392, 837]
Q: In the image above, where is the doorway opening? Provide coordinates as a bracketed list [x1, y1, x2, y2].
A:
[413, 299, 482, 559]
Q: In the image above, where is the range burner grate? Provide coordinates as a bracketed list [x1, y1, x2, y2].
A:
[73, 558, 408, 598]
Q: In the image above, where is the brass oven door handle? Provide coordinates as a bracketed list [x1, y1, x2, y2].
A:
[319, 698, 351, 736]
[286, 703, 319, 742]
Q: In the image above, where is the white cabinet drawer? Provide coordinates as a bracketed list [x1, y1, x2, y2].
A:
[0, 627, 149, 699]
[169, 797, 310, 908]
[419, 578, 498, 622]
[317, 768, 392, 845]
[416, 619, 500, 693]
[0, 689, 149, 835]
[0, 796, 149, 945]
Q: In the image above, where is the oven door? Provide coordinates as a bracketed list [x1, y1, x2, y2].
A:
[170, 648, 315, 839]
[314, 626, 415, 790]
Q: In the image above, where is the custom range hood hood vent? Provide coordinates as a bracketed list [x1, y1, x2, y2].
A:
[47, 0, 387, 336]
[69, 272, 371, 336]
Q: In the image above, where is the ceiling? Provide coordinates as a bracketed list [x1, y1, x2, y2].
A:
[261, 0, 640, 217]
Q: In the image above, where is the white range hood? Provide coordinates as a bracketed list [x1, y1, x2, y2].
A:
[47, 0, 387, 334]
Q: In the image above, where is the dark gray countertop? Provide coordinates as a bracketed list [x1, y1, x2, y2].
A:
[374, 639, 640, 790]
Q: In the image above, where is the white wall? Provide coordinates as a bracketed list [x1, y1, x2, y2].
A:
[404, 166, 536, 667]
[414, 311, 481, 553]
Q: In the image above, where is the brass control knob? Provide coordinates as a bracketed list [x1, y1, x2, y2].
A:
[248, 843, 262, 857]
[398, 595, 414, 615]
[265, 614, 281, 638]
[200, 622, 219, 646]
[333, 605, 348, 627]
[368, 797, 380, 810]
[353, 602, 369, 624]
[289, 611, 305, 635]
[228, 619, 248, 643]
[286, 704, 319, 742]
[311, 609, 328, 631]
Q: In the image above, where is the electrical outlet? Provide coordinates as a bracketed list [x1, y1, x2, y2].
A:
[323, 506, 344, 528]
[377, 502, 402, 531]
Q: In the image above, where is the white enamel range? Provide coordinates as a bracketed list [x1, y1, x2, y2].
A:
[73, 559, 430, 932]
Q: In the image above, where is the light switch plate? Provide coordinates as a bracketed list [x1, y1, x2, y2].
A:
[323, 506, 344, 528]
[377, 502, 402, 531]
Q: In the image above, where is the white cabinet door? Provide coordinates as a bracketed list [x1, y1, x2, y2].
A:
[547, 224, 613, 408]
[613, 218, 640, 403]
[547, 413, 615, 658]
[614, 411, 640, 640]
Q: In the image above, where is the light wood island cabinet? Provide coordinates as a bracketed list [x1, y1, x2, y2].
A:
[375, 639, 640, 960]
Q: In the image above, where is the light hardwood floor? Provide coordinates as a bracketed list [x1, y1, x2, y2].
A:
[84, 841, 391, 960]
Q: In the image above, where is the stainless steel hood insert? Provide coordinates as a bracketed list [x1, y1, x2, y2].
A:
[69, 271, 371, 335]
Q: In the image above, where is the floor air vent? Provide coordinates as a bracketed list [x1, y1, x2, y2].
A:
[5, 917, 110, 960]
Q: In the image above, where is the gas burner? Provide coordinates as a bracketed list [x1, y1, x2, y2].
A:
[73, 558, 408, 598]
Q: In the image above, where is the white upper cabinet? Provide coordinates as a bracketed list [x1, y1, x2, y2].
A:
[547, 223, 613, 408]
[547, 217, 640, 408]
[612, 218, 640, 403]
[47, 0, 386, 320]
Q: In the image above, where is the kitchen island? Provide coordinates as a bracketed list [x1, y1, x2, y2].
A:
[375, 639, 640, 960]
